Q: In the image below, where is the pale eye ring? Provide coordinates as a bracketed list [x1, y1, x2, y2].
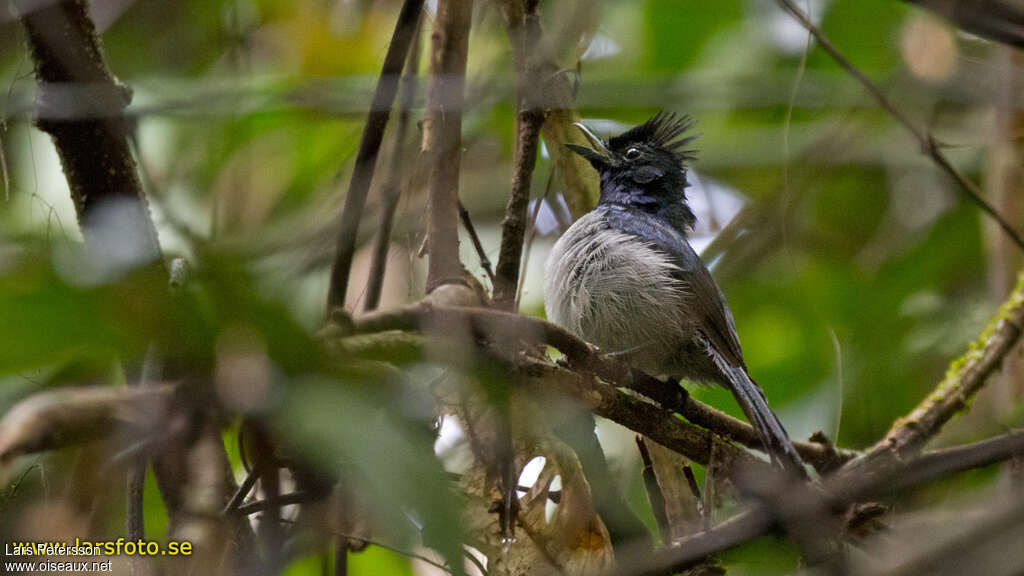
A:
[624, 147, 642, 160]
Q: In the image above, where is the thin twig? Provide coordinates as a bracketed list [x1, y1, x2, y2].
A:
[363, 16, 423, 313]
[636, 437, 671, 543]
[325, 0, 425, 311]
[515, 169, 555, 310]
[233, 491, 309, 516]
[681, 462, 706, 524]
[126, 459, 146, 539]
[458, 200, 496, 284]
[775, 0, 1024, 252]
[0, 122, 9, 201]
[222, 468, 259, 515]
[496, 412, 518, 542]
[126, 346, 162, 546]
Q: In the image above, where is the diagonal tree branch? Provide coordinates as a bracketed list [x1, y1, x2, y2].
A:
[348, 304, 855, 470]
[10, 0, 161, 257]
[363, 14, 423, 313]
[615, 427, 1024, 576]
[636, 437, 671, 543]
[775, 0, 1024, 252]
[457, 200, 496, 284]
[326, 0, 426, 311]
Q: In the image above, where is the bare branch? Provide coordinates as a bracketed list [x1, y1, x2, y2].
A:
[335, 539, 349, 576]
[326, 0, 425, 311]
[422, 0, 475, 290]
[126, 461, 146, 539]
[496, 0, 598, 221]
[493, 0, 546, 309]
[0, 384, 176, 463]
[493, 111, 544, 307]
[776, 0, 1024, 252]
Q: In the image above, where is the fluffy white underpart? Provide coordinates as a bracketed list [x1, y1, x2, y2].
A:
[544, 211, 691, 374]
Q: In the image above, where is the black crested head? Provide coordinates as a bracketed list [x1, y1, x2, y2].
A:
[608, 110, 698, 169]
[567, 111, 699, 231]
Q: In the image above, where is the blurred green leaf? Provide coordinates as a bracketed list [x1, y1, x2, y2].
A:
[277, 376, 465, 576]
[644, 0, 743, 72]
[813, 0, 907, 73]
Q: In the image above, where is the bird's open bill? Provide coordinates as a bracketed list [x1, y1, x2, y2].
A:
[565, 121, 613, 165]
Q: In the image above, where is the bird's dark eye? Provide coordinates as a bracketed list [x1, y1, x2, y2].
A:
[624, 147, 641, 160]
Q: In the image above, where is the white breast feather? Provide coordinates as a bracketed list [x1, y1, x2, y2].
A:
[544, 212, 690, 369]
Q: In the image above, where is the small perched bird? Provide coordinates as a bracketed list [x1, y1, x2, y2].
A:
[544, 111, 807, 477]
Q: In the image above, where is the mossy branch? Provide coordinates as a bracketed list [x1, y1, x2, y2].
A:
[846, 270, 1024, 473]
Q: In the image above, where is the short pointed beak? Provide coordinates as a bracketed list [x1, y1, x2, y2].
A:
[566, 122, 612, 167]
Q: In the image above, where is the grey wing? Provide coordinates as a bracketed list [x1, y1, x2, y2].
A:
[672, 243, 747, 370]
[600, 205, 747, 370]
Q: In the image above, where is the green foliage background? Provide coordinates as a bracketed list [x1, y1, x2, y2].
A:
[0, 0, 1014, 574]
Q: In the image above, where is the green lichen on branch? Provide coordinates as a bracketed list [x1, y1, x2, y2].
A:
[324, 330, 429, 365]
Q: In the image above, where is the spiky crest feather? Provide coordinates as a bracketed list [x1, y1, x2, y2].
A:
[609, 111, 698, 165]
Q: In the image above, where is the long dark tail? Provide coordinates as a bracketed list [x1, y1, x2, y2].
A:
[714, 356, 807, 479]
